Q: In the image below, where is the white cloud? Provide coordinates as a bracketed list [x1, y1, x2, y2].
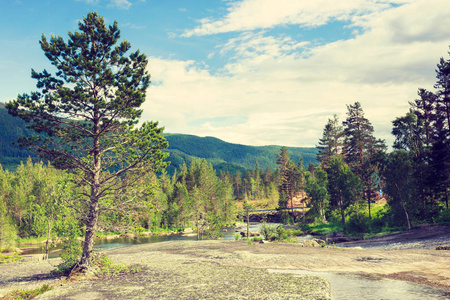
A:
[75, 0, 132, 9]
[143, 0, 450, 148]
[182, 0, 409, 37]
[108, 0, 131, 10]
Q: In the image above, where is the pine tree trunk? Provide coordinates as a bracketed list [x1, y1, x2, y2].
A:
[79, 191, 99, 269]
[79, 158, 101, 270]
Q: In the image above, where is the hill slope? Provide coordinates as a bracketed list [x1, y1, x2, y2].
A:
[164, 133, 317, 174]
[0, 103, 317, 173]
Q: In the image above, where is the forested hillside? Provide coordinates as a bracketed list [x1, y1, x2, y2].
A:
[0, 103, 317, 173]
[0, 103, 37, 170]
[164, 134, 317, 174]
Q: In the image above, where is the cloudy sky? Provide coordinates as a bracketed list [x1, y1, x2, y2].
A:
[1, 0, 450, 148]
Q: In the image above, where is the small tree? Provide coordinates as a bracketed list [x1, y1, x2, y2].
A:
[327, 156, 361, 232]
[304, 165, 329, 223]
[383, 150, 415, 229]
[7, 12, 168, 271]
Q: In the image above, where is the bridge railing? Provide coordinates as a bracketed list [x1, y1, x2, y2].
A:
[247, 207, 307, 213]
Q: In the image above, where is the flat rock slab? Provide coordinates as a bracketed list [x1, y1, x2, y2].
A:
[39, 260, 331, 300]
[2, 238, 450, 299]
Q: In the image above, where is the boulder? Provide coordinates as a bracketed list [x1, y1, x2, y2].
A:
[183, 228, 194, 234]
[313, 239, 326, 245]
[302, 240, 320, 247]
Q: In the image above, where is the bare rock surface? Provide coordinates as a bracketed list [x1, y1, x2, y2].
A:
[1, 226, 450, 299]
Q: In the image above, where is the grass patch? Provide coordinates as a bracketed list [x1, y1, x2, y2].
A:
[300, 222, 343, 236]
[0, 284, 52, 300]
[92, 254, 141, 276]
[15, 236, 48, 245]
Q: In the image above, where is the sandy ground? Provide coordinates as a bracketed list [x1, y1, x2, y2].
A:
[1, 226, 449, 299]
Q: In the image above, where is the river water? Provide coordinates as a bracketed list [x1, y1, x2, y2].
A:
[19, 223, 450, 299]
[269, 269, 450, 300]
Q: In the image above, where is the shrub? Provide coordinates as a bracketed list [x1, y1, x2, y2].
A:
[2, 284, 52, 299]
[52, 218, 82, 275]
[0, 251, 22, 264]
[435, 209, 450, 225]
[260, 222, 276, 240]
[347, 216, 370, 234]
[281, 213, 294, 225]
[275, 225, 288, 240]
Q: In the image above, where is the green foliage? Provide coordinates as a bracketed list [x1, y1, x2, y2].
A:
[304, 166, 329, 223]
[275, 225, 288, 240]
[0, 284, 52, 300]
[284, 228, 304, 236]
[0, 208, 17, 252]
[316, 114, 344, 167]
[0, 252, 22, 264]
[435, 209, 450, 225]
[327, 156, 362, 232]
[300, 222, 343, 236]
[0, 104, 39, 171]
[90, 254, 141, 276]
[346, 216, 370, 234]
[52, 215, 82, 275]
[260, 222, 276, 240]
[280, 213, 294, 225]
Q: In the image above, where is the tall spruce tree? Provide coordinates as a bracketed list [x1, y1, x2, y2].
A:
[316, 114, 344, 168]
[6, 12, 168, 270]
[276, 147, 300, 210]
[342, 102, 385, 219]
[433, 55, 450, 208]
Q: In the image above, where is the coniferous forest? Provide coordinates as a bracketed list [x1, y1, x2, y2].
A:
[0, 12, 449, 275]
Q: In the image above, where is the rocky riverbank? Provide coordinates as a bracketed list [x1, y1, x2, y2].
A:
[1, 241, 333, 299]
[1, 226, 449, 299]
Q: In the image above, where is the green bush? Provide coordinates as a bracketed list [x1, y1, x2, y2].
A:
[281, 213, 294, 225]
[52, 217, 82, 275]
[347, 216, 370, 234]
[325, 209, 342, 224]
[0, 251, 22, 264]
[260, 222, 276, 240]
[435, 209, 450, 225]
[2, 284, 52, 299]
[275, 225, 288, 240]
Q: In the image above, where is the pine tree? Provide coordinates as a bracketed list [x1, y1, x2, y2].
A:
[316, 114, 343, 168]
[408, 89, 437, 212]
[342, 102, 385, 219]
[6, 12, 168, 270]
[433, 55, 450, 209]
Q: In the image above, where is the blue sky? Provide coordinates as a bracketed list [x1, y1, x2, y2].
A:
[1, 0, 450, 147]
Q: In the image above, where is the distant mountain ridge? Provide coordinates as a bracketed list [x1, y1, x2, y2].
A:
[164, 133, 317, 174]
[0, 103, 317, 173]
